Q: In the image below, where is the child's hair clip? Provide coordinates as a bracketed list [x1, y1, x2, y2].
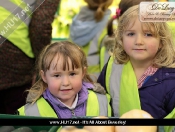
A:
[113, 8, 121, 19]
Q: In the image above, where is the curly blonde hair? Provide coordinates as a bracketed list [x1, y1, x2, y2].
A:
[28, 41, 93, 104]
[84, 0, 113, 22]
[114, 5, 175, 68]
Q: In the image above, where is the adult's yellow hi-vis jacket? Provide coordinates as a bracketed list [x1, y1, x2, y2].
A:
[0, 0, 36, 58]
[18, 90, 111, 117]
[167, 22, 175, 42]
[97, 56, 175, 132]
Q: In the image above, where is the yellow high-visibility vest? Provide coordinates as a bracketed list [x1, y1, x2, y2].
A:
[0, 0, 35, 58]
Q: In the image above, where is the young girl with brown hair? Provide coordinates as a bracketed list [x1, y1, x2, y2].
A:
[18, 41, 111, 118]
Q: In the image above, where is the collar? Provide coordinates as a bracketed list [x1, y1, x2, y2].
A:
[57, 94, 78, 110]
[141, 67, 175, 88]
[138, 66, 158, 88]
[43, 81, 93, 108]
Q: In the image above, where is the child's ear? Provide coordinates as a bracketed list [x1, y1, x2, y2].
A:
[82, 67, 87, 78]
[159, 40, 163, 49]
[40, 70, 47, 83]
[159, 43, 162, 49]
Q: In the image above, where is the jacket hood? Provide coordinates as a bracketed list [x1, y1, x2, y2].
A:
[70, 6, 111, 46]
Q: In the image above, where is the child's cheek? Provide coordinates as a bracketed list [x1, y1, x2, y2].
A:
[147, 44, 159, 54]
[48, 82, 60, 90]
[72, 80, 83, 91]
[123, 44, 131, 55]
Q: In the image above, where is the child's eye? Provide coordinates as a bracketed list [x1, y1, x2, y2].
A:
[145, 33, 153, 37]
[70, 73, 76, 76]
[54, 74, 60, 77]
[127, 32, 135, 36]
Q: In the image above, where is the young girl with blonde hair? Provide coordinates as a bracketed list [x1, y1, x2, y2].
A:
[98, 5, 175, 132]
[18, 41, 111, 118]
[100, 0, 154, 68]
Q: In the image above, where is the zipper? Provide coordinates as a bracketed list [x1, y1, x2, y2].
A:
[71, 109, 75, 117]
[70, 102, 85, 117]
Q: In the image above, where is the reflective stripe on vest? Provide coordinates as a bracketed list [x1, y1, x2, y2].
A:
[25, 103, 40, 116]
[97, 93, 108, 116]
[85, 28, 107, 77]
[0, 0, 36, 58]
[106, 57, 123, 117]
[171, 126, 175, 132]
[0, 0, 35, 25]
[19, 90, 109, 117]
[87, 90, 108, 116]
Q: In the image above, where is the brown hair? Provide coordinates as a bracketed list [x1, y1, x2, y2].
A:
[28, 41, 93, 103]
[114, 5, 175, 68]
[84, 0, 113, 22]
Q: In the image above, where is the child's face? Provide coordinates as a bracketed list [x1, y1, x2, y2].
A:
[122, 18, 161, 65]
[41, 55, 85, 106]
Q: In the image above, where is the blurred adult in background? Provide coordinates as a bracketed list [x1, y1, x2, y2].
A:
[69, 0, 113, 81]
[0, 0, 60, 114]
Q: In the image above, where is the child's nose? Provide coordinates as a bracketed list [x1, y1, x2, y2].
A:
[62, 76, 70, 86]
[135, 34, 143, 45]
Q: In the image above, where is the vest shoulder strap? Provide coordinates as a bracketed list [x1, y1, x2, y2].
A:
[105, 56, 123, 117]
[87, 90, 110, 117]
[37, 97, 57, 117]
[19, 97, 57, 117]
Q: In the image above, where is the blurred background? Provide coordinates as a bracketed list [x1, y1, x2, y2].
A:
[52, 0, 120, 41]
[51, 0, 174, 41]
